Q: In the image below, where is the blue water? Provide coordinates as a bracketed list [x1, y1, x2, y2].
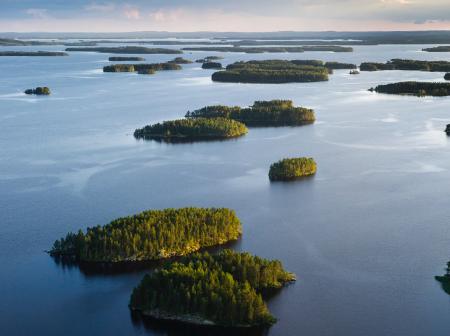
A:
[1, 43, 450, 335]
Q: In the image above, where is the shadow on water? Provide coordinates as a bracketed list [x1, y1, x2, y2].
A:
[135, 135, 246, 144]
[51, 239, 242, 277]
[130, 310, 270, 336]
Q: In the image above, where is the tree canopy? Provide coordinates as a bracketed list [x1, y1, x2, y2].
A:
[269, 157, 317, 181]
[24, 87, 51, 95]
[370, 81, 450, 97]
[361, 59, 450, 72]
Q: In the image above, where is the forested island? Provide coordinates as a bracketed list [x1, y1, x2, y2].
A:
[423, 46, 450, 52]
[435, 262, 450, 295]
[103, 62, 181, 74]
[196, 56, 224, 63]
[360, 59, 450, 72]
[134, 118, 248, 141]
[183, 46, 352, 53]
[212, 60, 329, 83]
[202, 62, 223, 69]
[24, 87, 51, 95]
[168, 57, 193, 64]
[269, 158, 317, 181]
[50, 208, 242, 262]
[445, 73, 450, 80]
[186, 100, 315, 127]
[370, 81, 450, 97]
[0, 51, 68, 56]
[109, 56, 145, 61]
[65, 46, 182, 54]
[324, 61, 357, 69]
[130, 250, 295, 327]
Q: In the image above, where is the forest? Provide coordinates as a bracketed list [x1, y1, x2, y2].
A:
[211, 60, 329, 83]
[50, 208, 242, 262]
[422, 46, 450, 52]
[360, 59, 450, 72]
[103, 62, 181, 74]
[269, 157, 317, 181]
[0, 51, 68, 56]
[196, 56, 224, 63]
[324, 61, 357, 69]
[182, 46, 352, 53]
[24, 87, 51, 95]
[370, 81, 450, 97]
[168, 57, 193, 64]
[108, 56, 145, 61]
[133, 118, 248, 141]
[65, 46, 182, 54]
[129, 250, 295, 327]
[185, 100, 315, 126]
[202, 62, 223, 69]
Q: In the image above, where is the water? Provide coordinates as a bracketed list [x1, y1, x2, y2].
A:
[1, 43, 450, 336]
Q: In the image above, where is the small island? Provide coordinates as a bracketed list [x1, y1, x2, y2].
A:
[103, 62, 181, 74]
[269, 157, 317, 181]
[360, 59, 450, 72]
[212, 60, 329, 83]
[186, 100, 315, 126]
[108, 56, 145, 61]
[370, 81, 450, 97]
[201, 62, 223, 69]
[50, 207, 242, 262]
[0, 51, 68, 57]
[423, 46, 450, 52]
[445, 73, 450, 80]
[196, 56, 224, 63]
[435, 262, 450, 295]
[134, 118, 248, 142]
[66, 46, 182, 54]
[129, 250, 295, 327]
[168, 57, 193, 64]
[24, 87, 51, 95]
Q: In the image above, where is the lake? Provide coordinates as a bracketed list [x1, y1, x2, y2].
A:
[0, 42, 450, 335]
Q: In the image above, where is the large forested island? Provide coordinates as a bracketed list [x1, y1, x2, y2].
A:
[50, 208, 242, 262]
[25, 87, 51, 95]
[212, 60, 329, 83]
[423, 46, 450, 52]
[66, 46, 182, 54]
[103, 62, 181, 74]
[183, 46, 353, 53]
[130, 250, 296, 327]
[108, 56, 145, 61]
[370, 81, 450, 97]
[186, 100, 315, 126]
[134, 118, 248, 141]
[360, 59, 450, 72]
[0, 51, 68, 56]
[269, 157, 317, 181]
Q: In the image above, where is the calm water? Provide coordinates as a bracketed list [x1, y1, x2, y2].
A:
[1, 43, 450, 336]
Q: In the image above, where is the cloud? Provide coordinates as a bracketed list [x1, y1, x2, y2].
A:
[123, 5, 140, 19]
[149, 9, 184, 23]
[25, 8, 48, 19]
[84, 2, 115, 12]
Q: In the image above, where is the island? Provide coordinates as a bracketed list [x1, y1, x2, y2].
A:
[196, 56, 224, 63]
[129, 250, 296, 327]
[134, 118, 248, 142]
[369, 81, 450, 97]
[183, 46, 352, 53]
[435, 262, 450, 295]
[211, 60, 329, 83]
[360, 59, 450, 72]
[445, 73, 450, 80]
[186, 100, 315, 127]
[168, 57, 193, 64]
[24, 87, 51, 95]
[423, 46, 450, 52]
[201, 62, 223, 69]
[103, 62, 181, 74]
[49, 207, 242, 262]
[324, 61, 357, 69]
[65, 46, 182, 54]
[269, 157, 317, 181]
[0, 51, 68, 56]
[109, 56, 145, 61]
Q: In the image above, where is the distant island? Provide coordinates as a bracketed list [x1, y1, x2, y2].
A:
[66, 46, 182, 54]
[202, 62, 223, 69]
[50, 207, 242, 262]
[186, 100, 315, 127]
[445, 73, 450, 80]
[183, 46, 353, 53]
[168, 57, 193, 64]
[103, 62, 181, 74]
[212, 60, 329, 83]
[435, 262, 450, 295]
[422, 46, 450, 52]
[196, 56, 224, 63]
[0, 51, 68, 56]
[360, 59, 450, 72]
[24, 87, 51, 95]
[130, 250, 295, 327]
[269, 157, 317, 181]
[108, 56, 145, 61]
[370, 81, 450, 97]
[324, 61, 357, 69]
[134, 118, 248, 142]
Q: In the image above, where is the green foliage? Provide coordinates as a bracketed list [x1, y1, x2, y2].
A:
[202, 62, 223, 69]
[361, 59, 450, 72]
[269, 157, 317, 181]
[169, 57, 193, 64]
[134, 118, 248, 141]
[183, 46, 352, 53]
[108, 57, 145, 61]
[212, 60, 329, 83]
[103, 64, 135, 72]
[0, 51, 68, 56]
[50, 208, 242, 262]
[103, 62, 181, 74]
[186, 100, 315, 127]
[325, 62, 357, 69]
[423, 46, 450, 52]
[372, 81, 450, 97]
[130, 250, 295, 327]
[24, 87, 51, 95]
[66, 46, 182, 54]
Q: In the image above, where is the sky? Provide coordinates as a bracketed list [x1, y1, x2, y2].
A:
[0, 0, 449, 32]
